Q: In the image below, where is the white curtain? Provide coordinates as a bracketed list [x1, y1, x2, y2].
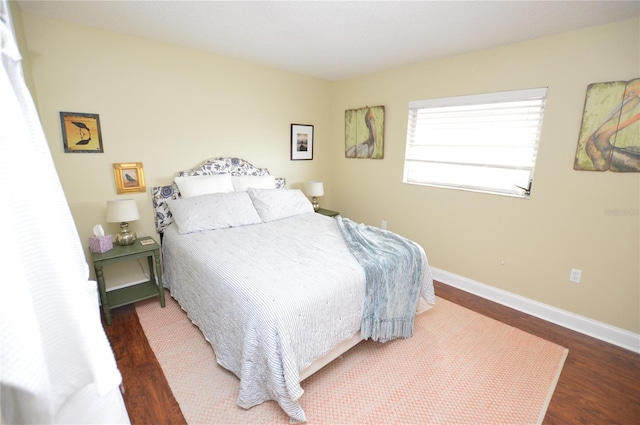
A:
[0, 1, 129, 423]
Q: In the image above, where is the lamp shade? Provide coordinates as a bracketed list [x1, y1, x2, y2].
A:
[306, 181, 324, 197]
[106, 199, 140, 223]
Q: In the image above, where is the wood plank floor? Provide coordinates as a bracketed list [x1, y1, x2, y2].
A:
[103, 281, 640, 424]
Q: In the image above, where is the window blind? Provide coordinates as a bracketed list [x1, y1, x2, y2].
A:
[403, 87, 547, 197]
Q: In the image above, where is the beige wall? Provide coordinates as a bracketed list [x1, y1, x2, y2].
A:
[19, 11, 639, 333]
[329, 18, 640, 333]
[20, 13, 333, 278]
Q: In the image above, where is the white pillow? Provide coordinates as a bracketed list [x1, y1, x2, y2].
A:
[174, 174, 234, 198]
[166, 192, 261, 234]
[247, 188, 314, 222]
[232, 175, 276, 192]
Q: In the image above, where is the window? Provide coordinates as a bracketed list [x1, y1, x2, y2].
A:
[403, 87, 547, 198]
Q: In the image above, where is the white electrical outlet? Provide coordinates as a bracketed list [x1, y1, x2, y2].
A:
[381, 220, 387, 230]
[569, 268, 582, 283]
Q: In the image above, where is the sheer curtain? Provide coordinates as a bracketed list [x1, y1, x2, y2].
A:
[0, 1, 129, 423]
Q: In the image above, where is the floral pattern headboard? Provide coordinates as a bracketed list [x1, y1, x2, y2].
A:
[152, 157, 286, 234]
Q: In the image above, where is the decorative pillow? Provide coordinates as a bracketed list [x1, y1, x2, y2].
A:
[232, 175, 277, 192]
[247, 188, 314, 222]
[174, 174, 234, 198]
[166, 192, 261, 234]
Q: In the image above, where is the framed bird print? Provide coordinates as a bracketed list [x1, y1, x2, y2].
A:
[113, 162, 146, 194]
[60, 112, 104, 153]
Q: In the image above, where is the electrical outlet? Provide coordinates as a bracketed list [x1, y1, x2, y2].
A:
[381, 220, 387, 230]
[569, 268, 582, 283]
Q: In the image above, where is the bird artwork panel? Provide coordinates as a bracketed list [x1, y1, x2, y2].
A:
[574, 78, 640, 172]
[60, 111, 104, 153]
[113, 162, 146, 194]
[345, 105, 384, 159]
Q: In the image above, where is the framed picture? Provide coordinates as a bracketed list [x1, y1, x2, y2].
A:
[113, 162, 146, 194]
[290, 124, 314, 160]
[60, 111, 104, 153]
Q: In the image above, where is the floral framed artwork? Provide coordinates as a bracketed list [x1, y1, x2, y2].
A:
[60, 111, 104, 153]
[113, 162, 146, 194]
[291, 124, 314, 160]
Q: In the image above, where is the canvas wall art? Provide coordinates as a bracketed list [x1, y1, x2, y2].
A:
[574, 78, 640, 172]
[345, 105, 384, 159]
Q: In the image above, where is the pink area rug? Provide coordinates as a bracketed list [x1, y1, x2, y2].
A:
[135, 294, 567, 424]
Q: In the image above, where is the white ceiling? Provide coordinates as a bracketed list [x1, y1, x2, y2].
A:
[17, 1, 640, 81]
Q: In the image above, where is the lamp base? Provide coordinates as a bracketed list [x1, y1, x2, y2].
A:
[312, 197, 320, 212]
[115, 222, 137, 246]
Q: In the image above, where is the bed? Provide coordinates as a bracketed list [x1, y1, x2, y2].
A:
[152, 157, 435, 422]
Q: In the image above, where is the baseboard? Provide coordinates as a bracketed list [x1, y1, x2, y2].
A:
[431, 267, 640, 354]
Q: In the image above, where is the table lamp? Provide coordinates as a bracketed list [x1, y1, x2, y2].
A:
[106, 199, 140, 246]
[306, 180, 324, 212]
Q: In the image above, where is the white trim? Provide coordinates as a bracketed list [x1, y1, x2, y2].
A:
[409, 87, 547, 109]
[432, 267, 640, 354]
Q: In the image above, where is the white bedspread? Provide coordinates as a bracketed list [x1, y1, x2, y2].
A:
[162, 212, 433, 422]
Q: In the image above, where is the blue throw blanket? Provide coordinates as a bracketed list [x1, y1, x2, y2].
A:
[337, 217, 427, 342]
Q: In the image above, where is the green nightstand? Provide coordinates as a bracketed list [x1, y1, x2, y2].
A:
[91, 236, 165, 325]
[316, 208, 340, 217]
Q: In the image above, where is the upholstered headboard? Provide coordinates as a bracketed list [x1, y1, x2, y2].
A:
[152, 157, 286, 235]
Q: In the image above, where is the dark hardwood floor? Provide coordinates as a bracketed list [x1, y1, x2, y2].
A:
[103, 281, 640, 425]
[104, 303, 186, 425]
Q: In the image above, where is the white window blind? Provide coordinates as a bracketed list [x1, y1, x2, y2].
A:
[403, 87, 547, 198]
